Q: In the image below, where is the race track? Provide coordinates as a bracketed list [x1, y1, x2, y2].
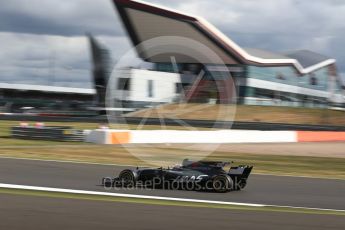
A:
[0, 157, 344, 210]
[1, 193, 344, 230]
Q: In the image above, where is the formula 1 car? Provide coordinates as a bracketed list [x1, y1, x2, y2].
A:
[102, 159, 253, 192]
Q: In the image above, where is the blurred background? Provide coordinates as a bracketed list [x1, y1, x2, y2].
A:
[0, 0, 344, 131]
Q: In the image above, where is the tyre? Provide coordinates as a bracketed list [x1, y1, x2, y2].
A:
[119, 170, 136, 187]
[212, 175, 232, 193]
[102, 177, 113, 188]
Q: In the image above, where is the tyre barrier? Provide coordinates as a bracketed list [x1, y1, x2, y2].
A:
[11, 126, 85, 142]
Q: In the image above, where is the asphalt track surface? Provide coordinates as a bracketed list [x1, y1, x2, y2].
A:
[0, 157, 344, 210]
[1, 194, 344, 230]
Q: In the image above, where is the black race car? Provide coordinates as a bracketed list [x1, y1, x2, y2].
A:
[102, 159, 253, 192]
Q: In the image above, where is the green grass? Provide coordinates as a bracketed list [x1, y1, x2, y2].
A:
[0, 188, 344, 216]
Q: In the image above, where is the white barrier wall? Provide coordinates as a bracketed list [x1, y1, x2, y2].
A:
[85, 130, 111, 144]
[85, 129, 298, 145]
[130, 130, 296, 144]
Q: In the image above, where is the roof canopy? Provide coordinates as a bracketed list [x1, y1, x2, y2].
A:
[113, 0, 336, 74]
[0, 83, 95, 95]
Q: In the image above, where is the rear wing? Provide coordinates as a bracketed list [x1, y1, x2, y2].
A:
[228, 166, 253, 179]
[182, 159, 231, 168]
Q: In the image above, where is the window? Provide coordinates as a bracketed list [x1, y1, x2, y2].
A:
[156, 63, 176, 73]
[309, 74, 318, 86]
[175, 83, 190, 94]
[254, 88, 275, 99]
[148, 80, 154, 98]
[117, 78, 130, 91]
[175, 83, 183, 94]
[276, 72, 286, 80]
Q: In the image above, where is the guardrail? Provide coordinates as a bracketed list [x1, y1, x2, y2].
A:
[11, 126, 85, 142]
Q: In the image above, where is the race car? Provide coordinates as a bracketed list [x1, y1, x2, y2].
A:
[102, 159, 253, 192]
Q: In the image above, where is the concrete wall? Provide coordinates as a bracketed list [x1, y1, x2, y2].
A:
[85, 129, 345, 145]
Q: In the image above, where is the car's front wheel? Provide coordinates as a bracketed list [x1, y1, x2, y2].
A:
[119, 170, 136, 187]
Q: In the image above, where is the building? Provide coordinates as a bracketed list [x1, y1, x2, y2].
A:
[0, 35, 106, 114]
[112, 0, 345, 109]
[114, 68, 180, 108]
[88, 34, 113, 107]
[0, 35, 107, 114]
[0, 82, 95, 113]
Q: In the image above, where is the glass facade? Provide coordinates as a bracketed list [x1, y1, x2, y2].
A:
[153, 62, 344, 108]
[155, 63, 182, 73]
[244, 86, 328, 108]
[242, 65, 334, 108]
[247, 66, 329, 91]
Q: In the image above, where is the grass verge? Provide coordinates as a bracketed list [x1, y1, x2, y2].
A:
[0, 120, 212, 146]
[0, 188, 343, 216]
[127, 104, 345, 125]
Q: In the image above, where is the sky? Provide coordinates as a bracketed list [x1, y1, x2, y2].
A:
[0, 0, 345, 88]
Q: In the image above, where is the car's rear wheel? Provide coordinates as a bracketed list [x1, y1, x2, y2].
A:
[119, 170, 136, 187]
[212, 175, 232, 193]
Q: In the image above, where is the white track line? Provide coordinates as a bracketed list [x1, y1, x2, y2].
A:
[0, 183, 262, 207]
[0, 183, 344, 212]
